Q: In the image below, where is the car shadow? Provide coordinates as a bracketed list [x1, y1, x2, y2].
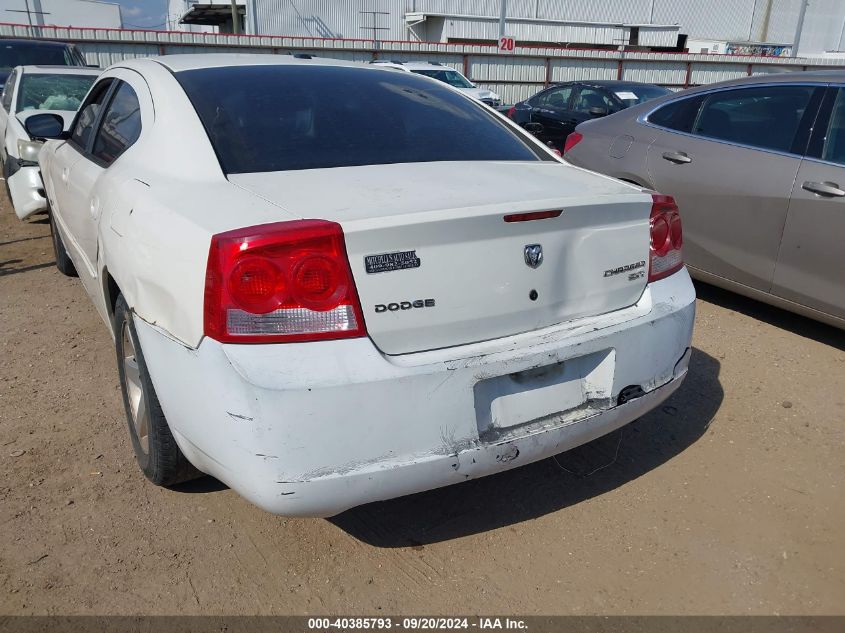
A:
[0, 234, 49, 247]
[330, 347, 722, 547]
[0, 261, 54, 277]
[170, 476, 229, 494]
[694, 281, 844, 350]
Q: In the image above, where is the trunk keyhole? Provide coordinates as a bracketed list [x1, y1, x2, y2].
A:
[529, 289, 538, 301]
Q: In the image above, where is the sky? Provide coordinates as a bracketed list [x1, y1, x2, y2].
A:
[113, 0, 169, 30]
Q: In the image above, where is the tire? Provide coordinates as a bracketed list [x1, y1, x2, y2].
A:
[48, 208, 78, 277]
[114, 294, 200, 486]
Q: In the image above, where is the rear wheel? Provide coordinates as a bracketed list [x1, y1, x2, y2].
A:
[48, 208, 77, 277]
[114, 294, 200, 486]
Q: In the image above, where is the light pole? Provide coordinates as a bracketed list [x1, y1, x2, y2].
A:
[498, 0, 508, 42]
[230, 0, 240, 34]
[791, 0, 809, 57]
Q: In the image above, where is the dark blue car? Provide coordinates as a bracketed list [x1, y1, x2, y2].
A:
[0, 39, 87, 90]
[505, 80, 670, 150]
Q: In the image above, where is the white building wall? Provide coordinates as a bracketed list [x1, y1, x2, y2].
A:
[789, 0, 845, 54]
[254, 0, 394, 39]
[0, 0, 121, 28]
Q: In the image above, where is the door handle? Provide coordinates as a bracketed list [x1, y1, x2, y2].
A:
[90, 196, 100, 219]
[60, 167, 69, 183]
[662, 151, 692, 164]
[802, 181, 845, 197]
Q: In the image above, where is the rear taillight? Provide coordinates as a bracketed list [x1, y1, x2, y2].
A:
[506, 106, 516, 119]
[204, 220, 366, 344]
[648, 194, 684, 282]
[563, 131, 583, 153]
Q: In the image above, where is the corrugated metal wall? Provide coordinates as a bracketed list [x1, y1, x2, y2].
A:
[534, 0, 652, 23]
[164, 0, 845, 56]
[3, 22, 842, 105]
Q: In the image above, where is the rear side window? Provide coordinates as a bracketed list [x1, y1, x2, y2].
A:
[691, 85, 816, 153]
[572, 87, 616, 114]
[70, 78, 113, 150]
[819, 88, 845, 165]
[92, 82, 142, 165]
[647, 95, 705, 133]
[532, 85, 574, 108]
[176, 65, 543, 174]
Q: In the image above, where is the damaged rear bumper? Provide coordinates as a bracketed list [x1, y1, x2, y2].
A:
[135, 270, 695, 517]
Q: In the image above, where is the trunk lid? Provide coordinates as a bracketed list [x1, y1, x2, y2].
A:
[229, 161, 651, 355]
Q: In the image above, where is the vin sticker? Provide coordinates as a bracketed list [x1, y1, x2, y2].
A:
[364, 250, 421, 274]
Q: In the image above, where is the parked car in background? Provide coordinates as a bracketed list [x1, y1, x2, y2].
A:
[0, 39, 87, 89]
[564, 71, 845, 329]
[370, 60, 502, 107]
[30, 54, 694, 516]
[0, 65, 100, 219]
[506, 81, 671, 150]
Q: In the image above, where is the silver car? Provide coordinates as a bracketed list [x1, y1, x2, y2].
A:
[564, 71, 845, 329]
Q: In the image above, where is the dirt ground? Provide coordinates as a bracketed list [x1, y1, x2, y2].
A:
[0, 190, 843, 616]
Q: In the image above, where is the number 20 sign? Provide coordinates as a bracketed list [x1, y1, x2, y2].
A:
[498, 36, 515, 53]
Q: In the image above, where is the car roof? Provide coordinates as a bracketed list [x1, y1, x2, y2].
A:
[371, 61, 457, 71]
[681, 69, 845, 92]
[150, 53, 363, 73]
[629, 69, 845, 111]
[590, 68, 845, 121]
[553, 80, 668, 90]
[18, 65, 100, 75]
[0, 39, 75, 48]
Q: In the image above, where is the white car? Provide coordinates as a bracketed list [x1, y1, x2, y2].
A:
[30, 54, 695, 517]
[0, 65, 100, 219]
[370, 60, 502, 107]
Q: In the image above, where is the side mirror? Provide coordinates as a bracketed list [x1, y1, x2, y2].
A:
[523, 122, 544, 135]
[24, 113, 67, 140]
[588, 106, 608, 117]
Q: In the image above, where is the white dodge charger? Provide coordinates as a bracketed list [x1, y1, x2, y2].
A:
[28, 55, 695, 517]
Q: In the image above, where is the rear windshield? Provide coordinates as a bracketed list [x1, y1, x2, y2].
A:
[176, 64, 542, 174]
[16, 73, 96, 112]
[411, 69, 474, 89]
[0, 43, 75, 70]
[612, 85, 672, 107]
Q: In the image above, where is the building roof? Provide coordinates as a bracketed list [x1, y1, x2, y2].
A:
[180, 3, 245, 26]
